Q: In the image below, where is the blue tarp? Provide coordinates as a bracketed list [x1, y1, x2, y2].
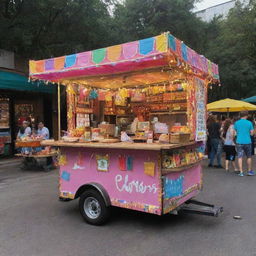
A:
[242, 96, 256, 103]
[0, 71, 54, 94]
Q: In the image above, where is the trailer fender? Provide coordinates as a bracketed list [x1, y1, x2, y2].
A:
[75, 183, 111, 206]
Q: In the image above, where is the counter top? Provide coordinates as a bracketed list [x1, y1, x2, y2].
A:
[41, 140, 198, 151]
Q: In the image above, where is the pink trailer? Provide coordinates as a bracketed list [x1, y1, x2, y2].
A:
[32, 32, 222, 224]
[42, 141, 221, 225]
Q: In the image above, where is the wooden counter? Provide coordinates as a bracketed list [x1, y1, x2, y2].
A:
[15, 152, 58, 158]
[41, 140, 198, 151]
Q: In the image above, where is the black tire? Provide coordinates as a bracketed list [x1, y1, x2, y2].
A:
[79, 189, 110, 225]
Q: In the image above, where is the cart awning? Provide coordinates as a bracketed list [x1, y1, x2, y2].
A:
[0, 70, 54, 94]
[242, 96, 256, 103]
[29, 32, 219, 85]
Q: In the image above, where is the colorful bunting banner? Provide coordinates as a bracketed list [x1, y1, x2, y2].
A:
[65, 54, 77, 68]
[54, 56, 65, 70]
[77, 51, 91, 67]
[35, 60, 45, 73]
[168, 34, 176, 51]
[29, 61, 36, 74]
[92, 48, 106, 64]
[123, 41, 138, 59]
[29, 32, 219, 80]
[139, 37, 155, 55]
[181, 43, 188, 61]
[156, 34, 167, 52]
[107, 45, 122, 62]
[45, 59, 54, 71]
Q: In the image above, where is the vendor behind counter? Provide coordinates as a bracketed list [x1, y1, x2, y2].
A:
[37, 121, 49, 140]
[17, 121, 31, 139]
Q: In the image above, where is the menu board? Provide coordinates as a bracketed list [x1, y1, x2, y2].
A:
[0, 98, 10, 128]
[195, 78, 207, 141]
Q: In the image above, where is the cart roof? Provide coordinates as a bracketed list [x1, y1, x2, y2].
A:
[29, 32, 219, 87]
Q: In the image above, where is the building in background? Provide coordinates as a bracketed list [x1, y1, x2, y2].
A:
[194, 0, 249, 22]
[0, 50, 58, 156]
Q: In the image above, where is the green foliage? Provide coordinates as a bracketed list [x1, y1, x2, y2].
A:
[112, 0, 207, 52]
[0, 0, 255, 102]
[206, 1, 256, 101]
[0, 0, 209, 59]
[0, 0, 114, 59]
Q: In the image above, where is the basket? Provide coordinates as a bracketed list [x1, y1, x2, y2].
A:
[170, 133, 190, 144]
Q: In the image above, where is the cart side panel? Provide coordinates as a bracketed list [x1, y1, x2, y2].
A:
[162, 164, 202, 214]
[59, 147, 162, 215]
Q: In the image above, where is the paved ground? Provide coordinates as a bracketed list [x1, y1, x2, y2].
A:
[0, 158, 256, 256]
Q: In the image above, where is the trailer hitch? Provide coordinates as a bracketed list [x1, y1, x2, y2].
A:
[178, 199, 223, 217]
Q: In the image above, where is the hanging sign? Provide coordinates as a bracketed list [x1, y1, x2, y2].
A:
[195, 78, 207, 141]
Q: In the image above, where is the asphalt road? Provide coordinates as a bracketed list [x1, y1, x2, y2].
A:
[0, 158, 256, 256]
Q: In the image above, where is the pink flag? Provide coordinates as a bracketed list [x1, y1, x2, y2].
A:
[122, 41, 139, 59]
[76, 51, 92, 67]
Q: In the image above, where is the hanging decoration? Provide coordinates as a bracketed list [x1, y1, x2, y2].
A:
[107, 45, 122, 62]
[139, 37, 155, 55]
[92, 48, 106, 64]
[54, 56, 65, 70]
[76, 51, 92, 67]
[89, 89, 98, 99]
[45, 59, 54, 71]
[65, 54, 77, 68]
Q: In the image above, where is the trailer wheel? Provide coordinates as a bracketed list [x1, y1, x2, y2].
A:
[79, 189, 110, 225]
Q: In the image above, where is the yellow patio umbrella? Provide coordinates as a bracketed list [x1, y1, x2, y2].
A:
[207, 98, 256, 113]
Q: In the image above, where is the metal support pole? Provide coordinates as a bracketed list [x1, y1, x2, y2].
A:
[58, 83, 61, 140]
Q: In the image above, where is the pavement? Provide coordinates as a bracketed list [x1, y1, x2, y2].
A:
[0, 158, 256, 256]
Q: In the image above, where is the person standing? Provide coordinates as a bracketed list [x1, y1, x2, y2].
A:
[234, 111, 254, 176]
[207, 115, 222, 168]
[222, 119, 238, 172]
[247, 115, 255, 156]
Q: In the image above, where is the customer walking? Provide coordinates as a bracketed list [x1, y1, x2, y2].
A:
[234, 111, 255, 176]
[207, 115, 222, 168]
[221, 119, 238, 172]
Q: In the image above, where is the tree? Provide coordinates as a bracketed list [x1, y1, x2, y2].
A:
[205, 1, 256, 101]
[112, 0, 207, 52]
[0, 0, 114, 59]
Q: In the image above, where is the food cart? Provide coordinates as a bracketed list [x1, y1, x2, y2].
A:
[29, 32, 222, 224]
[15, 139, 57, 171]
